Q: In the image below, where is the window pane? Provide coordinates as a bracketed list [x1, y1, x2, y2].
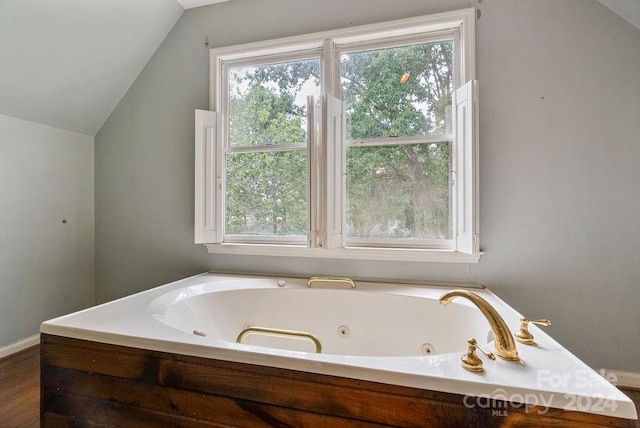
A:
[341, 40, 453, 140]
[226, 150, 307, 236]
[228, 58, 321, 147]
[346, 142, 451, 240]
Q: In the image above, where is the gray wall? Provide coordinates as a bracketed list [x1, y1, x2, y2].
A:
[95, 0, 640, 372]
[0, 114, 94, 350]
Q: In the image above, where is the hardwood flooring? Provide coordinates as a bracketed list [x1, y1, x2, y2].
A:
[0, 346, 39, 428]
[0, 344, 639, 427]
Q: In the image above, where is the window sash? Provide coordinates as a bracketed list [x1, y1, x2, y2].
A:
[221, 51, 319, 241]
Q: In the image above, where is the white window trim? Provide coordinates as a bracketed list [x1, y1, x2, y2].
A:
[197, 8, 482, 263]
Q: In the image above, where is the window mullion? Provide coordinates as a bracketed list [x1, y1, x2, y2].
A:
[322, 39, 340, 98]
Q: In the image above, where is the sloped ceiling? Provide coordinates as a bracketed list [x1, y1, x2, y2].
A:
[0, 0, 636, 136]
[175, 0, 230, 9]
[0, 0, 183, 135]
[599, 0, 640, 30]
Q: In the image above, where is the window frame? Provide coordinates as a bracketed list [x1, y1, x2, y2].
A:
[198, 7, 480, 263]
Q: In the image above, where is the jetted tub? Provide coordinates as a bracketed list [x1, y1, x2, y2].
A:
[41, 272, 637, 426]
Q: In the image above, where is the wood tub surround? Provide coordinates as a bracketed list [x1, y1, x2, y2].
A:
[41, 334, 636, 427]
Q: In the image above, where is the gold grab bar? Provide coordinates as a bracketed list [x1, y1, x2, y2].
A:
[236, 326, 322, 353]
[307, 276, 356, 289]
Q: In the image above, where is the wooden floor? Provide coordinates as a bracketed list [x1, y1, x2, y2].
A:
[1, 345, 639, 427]
[0, 346, 40, 427]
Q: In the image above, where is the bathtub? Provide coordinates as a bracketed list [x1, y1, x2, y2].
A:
[40, 272, 637, 426]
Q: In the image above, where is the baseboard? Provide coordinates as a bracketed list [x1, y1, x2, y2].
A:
[601, 368, 640, 390]
[0, 334, 40, 360]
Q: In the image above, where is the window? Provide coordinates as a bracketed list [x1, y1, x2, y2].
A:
[196, 8, 479, 262]
[342, 39, 453, 249]
[225, 55, 320, 244]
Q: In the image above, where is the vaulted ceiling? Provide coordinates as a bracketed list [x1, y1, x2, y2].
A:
[175, 0, 230, 9]
[0, 0, 184, 135]
[599, 0, 640, 30]
[0, 0, 637, 136]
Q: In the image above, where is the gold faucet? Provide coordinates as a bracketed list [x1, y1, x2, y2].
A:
[439, 289, 519, 361]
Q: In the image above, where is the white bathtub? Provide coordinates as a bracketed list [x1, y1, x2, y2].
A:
[41, 272, 637, 421]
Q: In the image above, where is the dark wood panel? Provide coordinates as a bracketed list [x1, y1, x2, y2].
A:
[43, 365, 386, 427]
[41, 334, 637, 428]
[43, 412, 113, 427]
[45, 391, 230, 427]
[159, 359, 459, 425]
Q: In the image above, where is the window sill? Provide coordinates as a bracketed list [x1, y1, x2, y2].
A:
[203, 243, 482, 264]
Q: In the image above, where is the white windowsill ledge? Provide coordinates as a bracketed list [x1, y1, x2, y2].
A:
[203, 243, 482, 263]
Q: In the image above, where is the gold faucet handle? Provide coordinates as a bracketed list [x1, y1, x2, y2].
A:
[515, 318, 551, 345]
[461, 338, 496, 372]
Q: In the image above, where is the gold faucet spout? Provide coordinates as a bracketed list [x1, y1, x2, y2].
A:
[439, 289, 519, 361]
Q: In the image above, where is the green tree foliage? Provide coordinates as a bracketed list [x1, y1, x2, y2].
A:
[226, 151, 306, 235]
[229, 85, 306, 147]
[342, 42, 452, 139]
[225, 41, 453, 240]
